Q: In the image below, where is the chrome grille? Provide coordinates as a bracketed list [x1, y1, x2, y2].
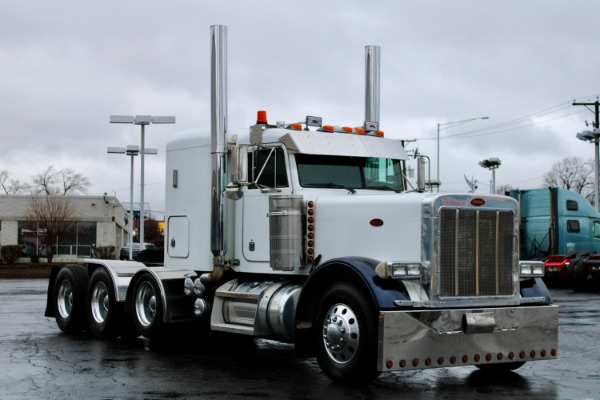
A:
[438, 208, 514, 297]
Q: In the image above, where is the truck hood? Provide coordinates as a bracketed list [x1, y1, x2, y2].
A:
[313, 192, 424, 264]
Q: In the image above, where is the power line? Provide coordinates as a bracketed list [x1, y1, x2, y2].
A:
[443, 108, 586, 141]
[411, 94, 600, 142]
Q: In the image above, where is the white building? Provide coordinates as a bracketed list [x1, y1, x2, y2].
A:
[0, 194, 129, 261]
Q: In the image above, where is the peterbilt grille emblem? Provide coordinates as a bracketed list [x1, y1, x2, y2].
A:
[370, 218, 384, 227]
[471, 198, 486, 207]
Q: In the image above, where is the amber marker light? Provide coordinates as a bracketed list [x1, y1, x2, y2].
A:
[256, 110, 268, 124]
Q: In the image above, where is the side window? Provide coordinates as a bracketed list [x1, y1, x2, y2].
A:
[248, 147, 288, 189]
[593, 221, 600, 238]
[566, 200, 578, 211]
[566, 220, 580, 233]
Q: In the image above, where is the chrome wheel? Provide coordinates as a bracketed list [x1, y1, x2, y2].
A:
[321, 303, 360, 364]
[90, 281, 110, 324]
[135, 281, 157, 328]
[57, 280, 73, 319]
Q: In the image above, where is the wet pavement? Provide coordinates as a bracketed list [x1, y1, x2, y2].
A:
[1, 279, 599, 400]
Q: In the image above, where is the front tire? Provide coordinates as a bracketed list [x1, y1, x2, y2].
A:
[53, 265, 89, 334]
[314, 282, 380, 383]
[132, 272, 164, 338]
[87, 268, 123, 339]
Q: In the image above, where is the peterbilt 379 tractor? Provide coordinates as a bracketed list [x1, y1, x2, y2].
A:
[45, 25, 558, 383]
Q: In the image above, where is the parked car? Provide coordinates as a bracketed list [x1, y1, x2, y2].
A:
[119, 243, 154, 260]
[136, 247, 164, 266]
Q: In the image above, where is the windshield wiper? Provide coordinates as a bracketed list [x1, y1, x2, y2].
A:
[304, 183, 357, 194]
[365, 185, 402, 193]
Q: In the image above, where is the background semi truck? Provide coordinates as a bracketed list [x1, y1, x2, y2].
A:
[508, 187, 600, 289]
[44, 25, 558, 383]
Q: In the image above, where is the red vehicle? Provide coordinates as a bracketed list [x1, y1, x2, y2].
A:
[543, 254, 574, 287]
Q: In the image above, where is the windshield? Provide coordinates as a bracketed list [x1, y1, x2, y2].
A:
[296, 154, 404, 192]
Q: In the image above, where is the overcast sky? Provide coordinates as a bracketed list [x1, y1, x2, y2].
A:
[1, 1, 599, 215]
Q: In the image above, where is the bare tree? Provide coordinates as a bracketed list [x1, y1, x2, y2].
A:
[0, 169, 30, 194]
[26, 195, 75, 263]
[543, 157, 593, 196]
[32, 166, 90, 195]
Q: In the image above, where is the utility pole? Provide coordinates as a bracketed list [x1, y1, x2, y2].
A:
[573, 99, 600, 208]
[572, 99, 600, 126]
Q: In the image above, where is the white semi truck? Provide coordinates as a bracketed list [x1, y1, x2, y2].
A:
[45, 25, 558, 383]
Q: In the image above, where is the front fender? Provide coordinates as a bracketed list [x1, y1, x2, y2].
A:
[294, 257, 410, 357]
[520, 277, 554, 304]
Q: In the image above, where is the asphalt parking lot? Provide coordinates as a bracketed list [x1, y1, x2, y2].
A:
[1, 279, 599, 400]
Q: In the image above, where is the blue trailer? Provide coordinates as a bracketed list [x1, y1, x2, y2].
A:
[508, 187, 600, 289]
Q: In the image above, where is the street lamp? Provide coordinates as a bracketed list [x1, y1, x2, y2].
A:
[576, 129, 600, 209]
[437, 116, 489, 192]
[479, 157, 502, 194]
[110, 115, 175, 249]
[107, 145, 157, 260]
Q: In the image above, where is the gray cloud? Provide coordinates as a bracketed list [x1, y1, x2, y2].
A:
[1, 0, 599, 210]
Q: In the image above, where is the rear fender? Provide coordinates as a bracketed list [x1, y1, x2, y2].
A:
[124, 267, 196, 324]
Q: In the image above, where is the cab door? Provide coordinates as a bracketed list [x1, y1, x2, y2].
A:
[242, 146, 291, 262]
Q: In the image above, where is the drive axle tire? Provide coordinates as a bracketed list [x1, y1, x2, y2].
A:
[87, 268, 122, 339]
[314, 282, 380, 384]
[567, 258, 587, 292]
[132, 272, 164, 338]
[53, 265, 90, 334]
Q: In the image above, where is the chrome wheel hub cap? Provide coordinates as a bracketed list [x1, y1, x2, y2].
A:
[135, 281, 156, 327]
[322, 303, 360, 364]
[91, 282, 110, 324]
[57, 280, 73, 319]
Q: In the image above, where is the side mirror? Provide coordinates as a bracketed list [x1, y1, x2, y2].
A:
[231, 144, 249, 185]
[417, 156, 426, 192]
[227, 144, 249, 200]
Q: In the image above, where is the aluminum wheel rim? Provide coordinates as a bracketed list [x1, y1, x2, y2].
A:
[57, 280, 73, 319]
[322, 303, 360, 364]
[91, 281, 110, 324]
[135, 281, 157, 328]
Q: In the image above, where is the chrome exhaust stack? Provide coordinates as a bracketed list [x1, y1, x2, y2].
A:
[364, 45, 380, 129]
[210, 25, 228, 268]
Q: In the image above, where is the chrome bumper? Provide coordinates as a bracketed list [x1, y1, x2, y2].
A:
[378, 305, 558, 371]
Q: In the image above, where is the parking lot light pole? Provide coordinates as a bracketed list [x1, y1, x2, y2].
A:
[110, 115, 175, 250]
[107, 145, 157, 260]
[479, 157, 502, 194]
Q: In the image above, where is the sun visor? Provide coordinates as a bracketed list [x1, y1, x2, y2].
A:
[279, 131, 407, 159]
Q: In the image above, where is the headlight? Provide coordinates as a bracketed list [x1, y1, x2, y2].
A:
[375, 261, 421, 280]
[519, 261, 544, 278]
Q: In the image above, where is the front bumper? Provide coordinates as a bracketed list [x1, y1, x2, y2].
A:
[378, 305, 558, 371]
